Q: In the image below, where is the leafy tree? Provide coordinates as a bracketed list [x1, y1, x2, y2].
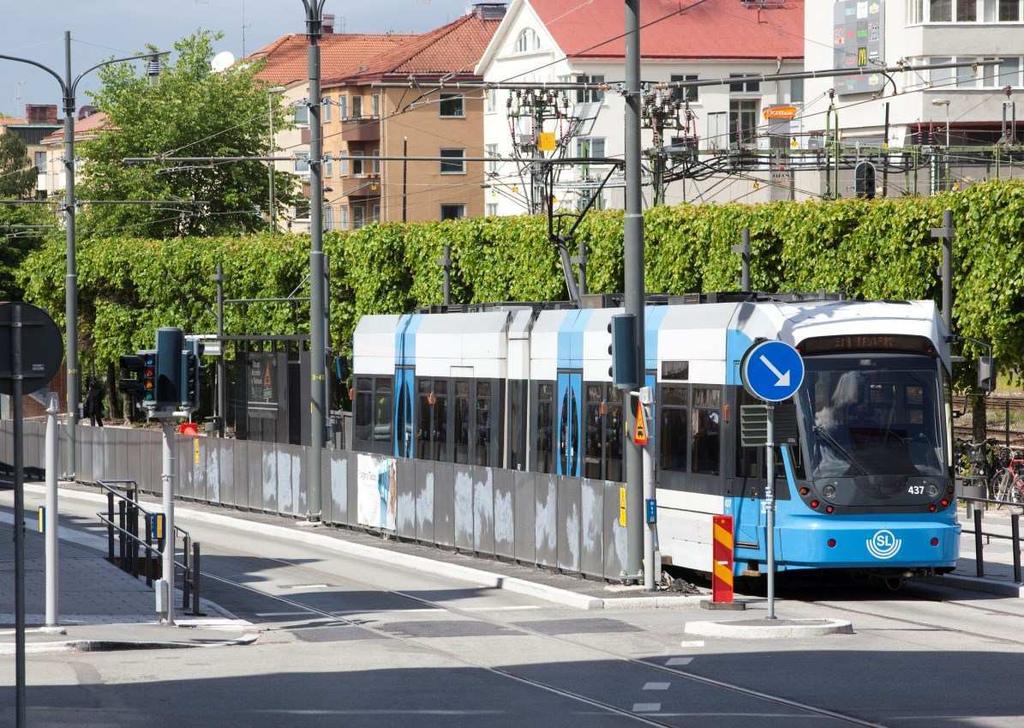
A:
[0, 204, 52, 298]
[78, 31, 296, 238]
[0, 132, 39, 199]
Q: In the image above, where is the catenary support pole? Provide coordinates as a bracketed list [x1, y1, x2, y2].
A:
[45, 393, 59, 627]
[12, 304, 26, 728]
[160, 420, 176, 624]
[64, 30, 78, 479]
[941, 208, 953, 332]
[268, 92, 276, 231]
[305, 0, 325, 520]
[623, 0, 646, 582]
[215, 263, 226, 437]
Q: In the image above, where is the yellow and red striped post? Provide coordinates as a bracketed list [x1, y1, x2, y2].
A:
[712, 515, 735, 604]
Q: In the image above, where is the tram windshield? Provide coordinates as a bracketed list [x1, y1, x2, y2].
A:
[799, 355, 947, 480]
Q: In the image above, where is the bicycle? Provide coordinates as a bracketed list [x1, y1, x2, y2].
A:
[989, 449, 1024, 507]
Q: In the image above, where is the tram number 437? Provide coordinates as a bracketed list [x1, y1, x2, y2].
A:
[907, 484, 925, 495]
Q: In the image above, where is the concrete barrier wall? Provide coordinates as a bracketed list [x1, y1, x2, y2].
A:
[3, 421, 629, 580]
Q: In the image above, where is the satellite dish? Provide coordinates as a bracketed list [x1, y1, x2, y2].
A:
[211, 50, 236, 73]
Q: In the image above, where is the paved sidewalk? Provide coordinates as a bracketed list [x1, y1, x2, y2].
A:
[0, 511, 256, 652]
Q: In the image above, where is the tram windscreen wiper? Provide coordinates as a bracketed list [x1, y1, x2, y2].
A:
[812, 424, 870, 477]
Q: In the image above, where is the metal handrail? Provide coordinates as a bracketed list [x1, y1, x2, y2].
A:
[97, 478, 188, 538]
[957, 495, 1021, 583]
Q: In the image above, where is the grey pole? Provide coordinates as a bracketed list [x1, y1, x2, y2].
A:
[623, 0, 646, 582]
[732, 229, 751, 292]
[942, 209, 953, 331]
[160, 420, 176, 624]
[63, 30, 78, 479]
[441, 245, 451, 306]
[305, 0, 325, 520]
[765, 405, 776, 621]
[12, 304, 26, 728]
[268, 93, 276, 231]
[45, 393, 60, 627]
[215, 263, 226, 437]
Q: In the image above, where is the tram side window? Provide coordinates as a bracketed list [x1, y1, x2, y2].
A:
[509, 381, 527, 470]
[535, 382, 554, 473]
[660, 384, 688, 472]
[584, 384, 603, 479]
[736, 388, 761, 478]
[434, 381, 448, 461]
[692, 387, 721, 475]
[476, 381, 491, 466]
[454, 379, 470, 464]
[355, 377, 373, 444]
[604, 385, 623, 482]
[417, 379, 448, 461]
[373, 378, 393, 446]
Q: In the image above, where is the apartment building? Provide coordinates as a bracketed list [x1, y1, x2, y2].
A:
[476, 0, 804, 213]
[1, 105, 62, 197]
[319, 3, 505, 229]
[801, 0, 1024, 195]
[249, 17, 416, 231]
[38, 108, 107, 198]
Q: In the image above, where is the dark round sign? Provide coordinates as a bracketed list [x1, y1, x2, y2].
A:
[0, 302, 63, 396]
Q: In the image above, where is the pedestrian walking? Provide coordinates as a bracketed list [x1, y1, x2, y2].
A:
[84, 377, 105, 427]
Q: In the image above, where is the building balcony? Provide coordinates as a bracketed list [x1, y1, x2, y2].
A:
[340, 116, 381, 142]
[338, 174, 382, 199]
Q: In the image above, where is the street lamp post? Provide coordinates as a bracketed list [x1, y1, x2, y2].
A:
[0, 33, 165, 479]
[302, 0, 327, 521]
[267, 86, 285, 231]
[931, 98, 951, 192]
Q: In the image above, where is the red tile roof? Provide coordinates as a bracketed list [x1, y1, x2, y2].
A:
[327, 13, 502, 84]
[41, 111, 108, 144]
[530, 0, 803, 60]
[249, 33, 417, 86]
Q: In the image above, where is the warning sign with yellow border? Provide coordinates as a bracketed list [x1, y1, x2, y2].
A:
[633, 400, 649, 446]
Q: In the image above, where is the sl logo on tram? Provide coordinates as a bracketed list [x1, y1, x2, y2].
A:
[866, 529, 902, 560]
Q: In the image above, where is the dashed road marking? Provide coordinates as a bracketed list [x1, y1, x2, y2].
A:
[632, 703, 661, 713]
[679, 640, 705, 647]
[666, 657, 693, 666]
[254, 611, 314, 617]
[643, 682, 670, 691]
[285, 584, 329, 589]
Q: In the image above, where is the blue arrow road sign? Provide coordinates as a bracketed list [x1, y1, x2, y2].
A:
[741, 340, 805, 403]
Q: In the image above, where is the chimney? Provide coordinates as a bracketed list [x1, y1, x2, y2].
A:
[25, 104, 58, 124]
[473, 2, 507, 20]
[323, 13, 335, 33]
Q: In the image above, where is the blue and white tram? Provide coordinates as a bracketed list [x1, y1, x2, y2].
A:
[352, 295, 958, 576]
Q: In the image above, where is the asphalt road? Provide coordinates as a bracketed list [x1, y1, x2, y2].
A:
[2, 487, 1024, 728]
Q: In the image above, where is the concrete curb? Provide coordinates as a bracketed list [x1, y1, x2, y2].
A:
[684, 618, 854, 639]
[0, 631, 258, 655]
[932, 573, 1024, 598]
[36, 484, 701, 612]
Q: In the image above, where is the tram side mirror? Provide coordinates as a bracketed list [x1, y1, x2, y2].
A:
[977, 355, 996, 393]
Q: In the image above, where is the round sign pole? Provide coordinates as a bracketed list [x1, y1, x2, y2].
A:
[765, 404, 776, 620]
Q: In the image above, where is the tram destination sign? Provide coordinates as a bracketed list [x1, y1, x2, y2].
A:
[741, 340, 805, 403]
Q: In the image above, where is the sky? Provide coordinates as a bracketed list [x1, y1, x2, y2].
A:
[0, 0, 474, 118]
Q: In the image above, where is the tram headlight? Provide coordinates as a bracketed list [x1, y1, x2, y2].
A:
[927, 483, 939, 498]
[822, 484, 837, 501]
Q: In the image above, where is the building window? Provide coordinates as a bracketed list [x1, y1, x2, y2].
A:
[957, 0, 979, 20]
[729, 74, 760, 94]
[930, 0, 953, 21]
[485, 143, 498, 174]
[930, 56, 955, 86]
[353, 204, 365, 229]
[352, 150, 365, 176]
[439, 93, 464, 118]
[908, 0, 924, 23]
[576, 188, 603, 212]
[996, 0, 1021, 20]
[485, 88, 496, 113]
[1000, 56, 1022, 86]
[957, 57, 978, 87]
[576, 136, 605, 181]
[322, 97, 332, 123]
[352, 95, 363, 119]
[514, 28, 541, 53]
[339, 151, 349, 176]
[338, 95, 348, 120]
[370, 148, 380, 175]
[294, 152, 310, 173]
[371, 204, 380, 223]
[339, 205, 349, 230]
[575, 74, 604, 103]
[294, 197, 310, 220]
[790, 77, 804, 103]
[441, 204, 465, 220]
[324, 204, 334, 231]
[485, 203, 498, 216]
[706, 111, 727, 150]
[440, 148, 465, 174]
[670, 74, 698, 103]
[293, 104, 309, 125]
[729, 99, 759, 147]
[33, 151, 45, 171]
[372, 94, 380, 117]
[324, 154, 334, 177]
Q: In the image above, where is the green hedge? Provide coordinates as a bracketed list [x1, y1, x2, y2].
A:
[18, 180, 1024, 378]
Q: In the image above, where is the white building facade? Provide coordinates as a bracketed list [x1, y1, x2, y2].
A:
[476, 0, 805, 214]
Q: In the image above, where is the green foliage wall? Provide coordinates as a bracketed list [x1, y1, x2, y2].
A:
[18, 180, 1024, 379]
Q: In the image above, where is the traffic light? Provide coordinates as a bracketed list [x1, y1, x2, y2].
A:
[118, 354, 145, 395]
[608, 314, 638, 389]
[155, 327, 183, 408]
[179, 339, 203, 411]
[141, 350, 158, 406]
[855, 160, 876, 199]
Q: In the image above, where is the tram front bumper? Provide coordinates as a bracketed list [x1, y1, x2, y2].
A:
[776, 517, 960, 569]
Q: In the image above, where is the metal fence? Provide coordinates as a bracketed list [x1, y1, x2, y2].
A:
[0, 421, 631, 581]
[953, 396, 1024, 447]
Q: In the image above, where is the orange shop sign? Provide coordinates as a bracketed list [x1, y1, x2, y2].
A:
[762, 104, 799, 121]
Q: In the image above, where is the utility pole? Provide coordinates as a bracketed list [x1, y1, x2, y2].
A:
[303, 0, 327, 521]
[642, 87, 684, 206]
[268, 90, 277, 231]
[214, 263, 226, 437]
[624, 0, 646, 585]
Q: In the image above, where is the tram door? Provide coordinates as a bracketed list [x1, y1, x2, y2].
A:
[393, 366, 415, 458]
[556, 370, 583, 477]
